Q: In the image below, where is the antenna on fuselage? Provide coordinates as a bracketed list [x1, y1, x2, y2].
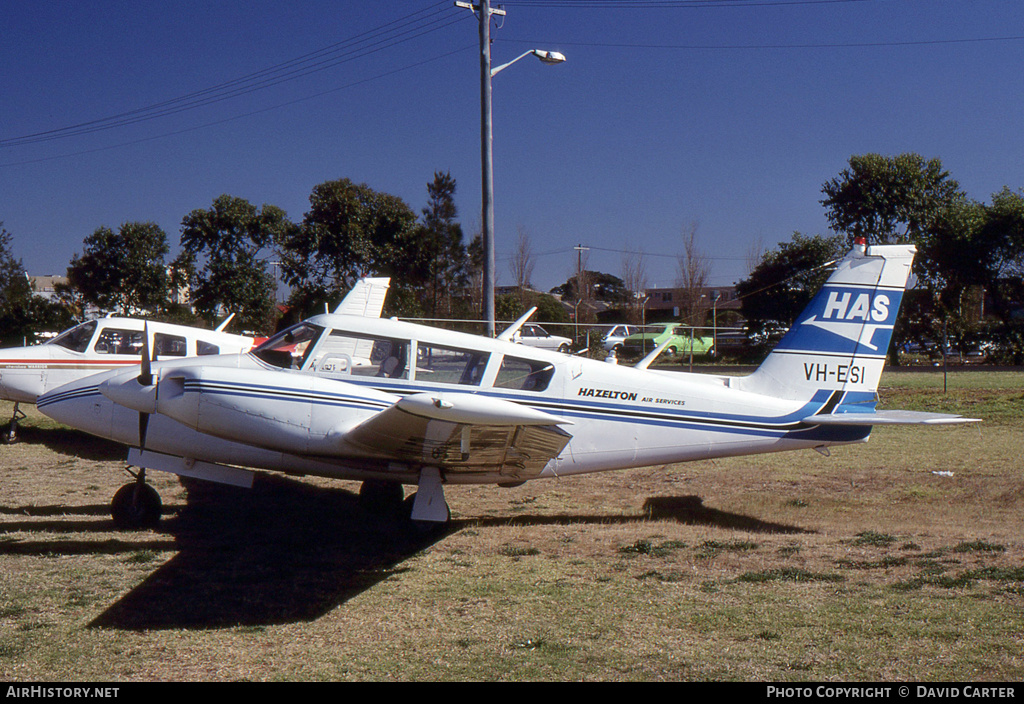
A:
[496, 307, 537, 341]
[634, 338, 673, 370]
[214, 313, 235, 332]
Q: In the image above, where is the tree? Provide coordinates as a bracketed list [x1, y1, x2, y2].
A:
[276, 178, 419, 316]
[620, 249, 648, 324]
[0, 224, 37, 345]
[820, 153, 965, 246]
[419, 172, 468, 318]
[66, 222, 169, 315]
[177, 194, 290, 332]
[677, 222, 710, 327]
[509, 226, 535, 305]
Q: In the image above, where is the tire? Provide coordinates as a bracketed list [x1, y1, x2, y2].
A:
[111, 482, 162, 530]
[558, 343, 570, 354]
[359, 480, 405, 513]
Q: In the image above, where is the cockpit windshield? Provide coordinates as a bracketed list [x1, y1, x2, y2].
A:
[49, 320, 97, 353]
[251, 322, 324, 369]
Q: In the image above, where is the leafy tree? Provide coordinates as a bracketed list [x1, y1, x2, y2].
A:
[551, 271, 628, 304]
[177, 194, 290, 332]
[276, 178, 419, 317]
[418, 172, 468, 318]
[820, 153, 965, 246]
[0, 224, 75, 344]
[0, 224, 38, 345]
[66, 222, 168, 315]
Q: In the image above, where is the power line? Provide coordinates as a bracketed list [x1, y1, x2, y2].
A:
[497, 34, 1024, 52]
[1, 2, 467, 148]
[0, 45, 477, 168]
[502, 0, 886, 8]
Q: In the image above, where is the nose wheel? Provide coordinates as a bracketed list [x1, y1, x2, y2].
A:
[111, 469, 162, 529]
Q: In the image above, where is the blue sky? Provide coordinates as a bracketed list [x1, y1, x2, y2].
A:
[2, 0, 1023, 296]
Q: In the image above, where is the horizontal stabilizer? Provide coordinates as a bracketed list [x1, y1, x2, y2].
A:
[802, 410, 981, 426]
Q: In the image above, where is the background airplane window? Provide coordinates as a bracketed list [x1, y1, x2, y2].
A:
[49, 321, 96, 353]
[197, 340, 220, 356]
[494, 356, 554, 392]
[93, 329, 144, 355]
[154, 333, 187, 357]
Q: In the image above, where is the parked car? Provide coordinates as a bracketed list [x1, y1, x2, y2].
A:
[511, 323, 572, 353]
[620, 324, 715, 360]
[601, 324, 641, 353]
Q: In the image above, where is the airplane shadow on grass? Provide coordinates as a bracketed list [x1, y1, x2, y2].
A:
[87, 484, 807, 631]
[88, 475, 451, 631]
[10, 422, 128, 462]
[468, 495, 811, 535]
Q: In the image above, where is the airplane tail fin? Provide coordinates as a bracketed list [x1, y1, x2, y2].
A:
[740, 240, 913, 415]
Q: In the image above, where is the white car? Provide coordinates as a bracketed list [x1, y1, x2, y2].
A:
[601, 324, 641, 353]
[512, 324, 572, 353]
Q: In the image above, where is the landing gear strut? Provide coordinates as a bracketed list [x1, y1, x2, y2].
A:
[357, 469, 451, 534]
[111, 468, 162, 530]
[4, 403, 25, 443]
[406, 467, 450, 533]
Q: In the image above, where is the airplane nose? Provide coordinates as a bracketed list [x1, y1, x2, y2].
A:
[37, 377, 116, 440]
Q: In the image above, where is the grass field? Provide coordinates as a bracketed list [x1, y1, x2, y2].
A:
[1, 370, 1022, 681]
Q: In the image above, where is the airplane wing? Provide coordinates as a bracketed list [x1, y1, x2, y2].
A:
[343, 392, 572, 481]
[802, 410, 980, 426]
[333, 278, 391, 317]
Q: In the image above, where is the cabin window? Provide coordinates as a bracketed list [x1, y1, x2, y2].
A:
[93, 328, 145, 355]
[494, 355, 554, 392]
[251, 322, 324, 369]
[197, 340, 220, 356]
[50, 321, 96, 353]
[154, 333, 187, 357]
[311, 331, 410, 379]
[416, 344, 489, 386]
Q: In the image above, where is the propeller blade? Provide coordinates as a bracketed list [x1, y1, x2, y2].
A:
[138, 411, 149, 449]
[139, 324, 153, 386]
[137, 323, 154, 449]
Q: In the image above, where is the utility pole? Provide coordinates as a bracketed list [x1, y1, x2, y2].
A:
[574, 243, 589, 341]
[457, 0, 506, 337]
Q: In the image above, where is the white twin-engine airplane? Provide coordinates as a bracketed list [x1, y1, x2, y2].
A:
[38, 242, 977, 530]
[0, 315, 256, 442]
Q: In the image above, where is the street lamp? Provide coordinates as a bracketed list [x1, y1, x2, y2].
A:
[491, 49, 567, 76]
[457, 1, 565, 337]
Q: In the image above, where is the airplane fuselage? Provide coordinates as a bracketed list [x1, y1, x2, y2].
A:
[38, 313, 869, 488]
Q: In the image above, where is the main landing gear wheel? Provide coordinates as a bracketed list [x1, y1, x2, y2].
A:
[358, 480, 405, 514]
[111, 470, 162, 530]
